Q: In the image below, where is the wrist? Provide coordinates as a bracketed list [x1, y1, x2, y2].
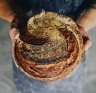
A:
[77, 8, 96, 31]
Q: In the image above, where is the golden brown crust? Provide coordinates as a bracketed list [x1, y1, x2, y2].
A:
[13, 12, 84, 81]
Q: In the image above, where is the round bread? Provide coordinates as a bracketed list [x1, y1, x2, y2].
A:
[12, 12, 84, 81]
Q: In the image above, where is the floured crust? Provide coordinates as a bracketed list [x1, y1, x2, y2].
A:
[13, 12, 84, 81]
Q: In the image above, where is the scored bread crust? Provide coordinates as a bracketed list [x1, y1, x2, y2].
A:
[12, 12, 84, 81]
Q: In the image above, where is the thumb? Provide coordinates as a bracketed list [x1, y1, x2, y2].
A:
[10, 28, 20, 46]
[78, 25, 92, 51]
[10, 28, 20, 61]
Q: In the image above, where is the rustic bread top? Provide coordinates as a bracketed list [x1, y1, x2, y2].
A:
[13, 12, 84, 81]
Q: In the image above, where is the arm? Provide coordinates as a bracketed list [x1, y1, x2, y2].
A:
[0, 0, 24, 22]
[76, 0, 96, 31]
[0, 0, 21, 48]
[0, 0, 16, 22]
[77, 7, 96, 31]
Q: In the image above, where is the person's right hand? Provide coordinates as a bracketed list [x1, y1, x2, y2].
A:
[9, 28, 20, 58]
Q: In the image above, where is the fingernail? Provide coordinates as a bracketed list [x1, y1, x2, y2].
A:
[84, 42, 92, 51]
[11, 28, 17, 31]
[14, 33, 20, 40]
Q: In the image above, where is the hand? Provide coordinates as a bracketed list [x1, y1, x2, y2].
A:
[9, 28, 19, 58]
[78, 25, 92, 51]
[76, 8, 96, 51]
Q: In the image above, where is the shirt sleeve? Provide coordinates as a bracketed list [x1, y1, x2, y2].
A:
[74, 0, 96, 20]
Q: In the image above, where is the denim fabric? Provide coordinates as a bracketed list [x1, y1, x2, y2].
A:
[13, 52, 88, 93]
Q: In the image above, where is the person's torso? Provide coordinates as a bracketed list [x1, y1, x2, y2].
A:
[25, 0, 84, 17]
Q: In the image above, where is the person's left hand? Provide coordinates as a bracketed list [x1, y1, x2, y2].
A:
[76, 8, 96, 51]
[77, 25, 92, 51]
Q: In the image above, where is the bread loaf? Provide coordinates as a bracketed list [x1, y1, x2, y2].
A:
[11, 12, 84, 81]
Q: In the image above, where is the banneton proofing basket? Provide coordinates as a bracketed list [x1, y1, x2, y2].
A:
[12, 12, 84, 81]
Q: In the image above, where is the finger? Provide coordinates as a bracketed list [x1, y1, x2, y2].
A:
[10, 28, 19, 39]
[10, 28, 19, 41]
[77, 25, 88, 36]
[10, 29, 19, 62]
[10, 28, 20, 47]
[81, 30, 92, 51]
[83, 36, 92, 51]
[78, 25, 92, 50]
